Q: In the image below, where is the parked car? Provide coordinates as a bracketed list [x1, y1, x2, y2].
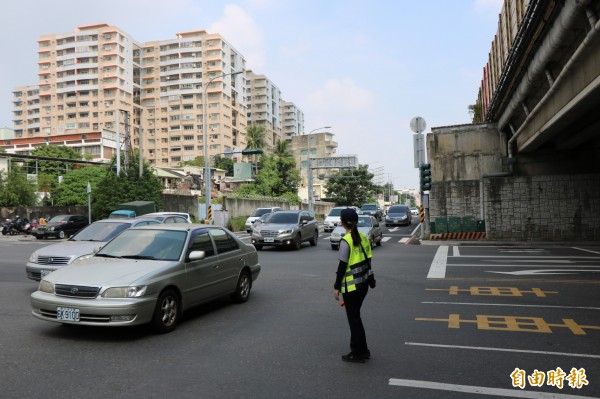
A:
[330, 215, 383, 250]
[251, 210, 319, 250]
[33, 215, 89, 239]
[144, 212, 192, 224]
[385, 205, 412, 226]
[30, 224, 261, 333]
[360, 204, 383, 221]
[245, 207, 282, 233]
[26, 218, 160, 281]
[323, 206, 347, 232]
[410, 207, 419, 215]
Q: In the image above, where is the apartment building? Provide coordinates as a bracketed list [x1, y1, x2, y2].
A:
[7, 24, 248, 167]
[8, 24, 140, 160]
[280, 101, 304, 141]
[141, 30, 247, 166]
[245, 70, 282, 152]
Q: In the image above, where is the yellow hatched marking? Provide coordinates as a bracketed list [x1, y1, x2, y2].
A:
[426, 286, 558, 297]
[416, 314, 600, 335]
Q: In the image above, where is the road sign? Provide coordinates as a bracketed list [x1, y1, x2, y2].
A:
[410, 116, 426, 134]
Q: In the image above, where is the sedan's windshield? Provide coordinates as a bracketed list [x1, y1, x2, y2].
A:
[389, 206, 408, 213]
[361, 205, 377, 211]
[72, 222, 131, 242]
[267, 212, 299, 224]
[49, 215, 69, 223]
[97, 229, 187, 261]
[357, 216, 372, 227]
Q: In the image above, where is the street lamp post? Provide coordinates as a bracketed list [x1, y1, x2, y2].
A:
[306, 126, 331, 212]
[203, 70, 242, 221]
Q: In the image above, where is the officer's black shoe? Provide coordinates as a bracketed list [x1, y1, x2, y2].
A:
[341, 352, 366, 363]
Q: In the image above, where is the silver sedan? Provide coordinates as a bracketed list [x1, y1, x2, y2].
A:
[31, 224, 261, 333]
[329, 215, 383, 250]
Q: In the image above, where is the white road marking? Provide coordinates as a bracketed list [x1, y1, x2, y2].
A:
[448, 255, 599, 259]
[427, 246, 448, 279]
[448, 264, 600, 267]
[405, 342, 600, 359]
[488, 269, 600, 275]
[382, 236, 392, 242]
[389, 378, 599, 398]
[452, 246, 460, 257]
[422, 301, 600, 311]
[573, 247, 600, 255]
[399, 237, 410, 244]
[498, 249, 547, 253]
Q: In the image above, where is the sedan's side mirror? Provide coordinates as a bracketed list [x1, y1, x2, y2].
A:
[188, 250, 206, 261]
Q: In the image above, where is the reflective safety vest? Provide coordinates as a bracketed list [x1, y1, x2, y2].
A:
[340, 232, 373, 293]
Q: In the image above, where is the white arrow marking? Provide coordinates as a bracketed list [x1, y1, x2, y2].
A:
[488, 269, 600, 275]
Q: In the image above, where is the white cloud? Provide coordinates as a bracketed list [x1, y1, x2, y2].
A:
[308, 78, 374, 112]
[209, 4, 266, 69]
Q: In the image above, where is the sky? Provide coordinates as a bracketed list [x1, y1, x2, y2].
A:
[0, 0, 503, 190]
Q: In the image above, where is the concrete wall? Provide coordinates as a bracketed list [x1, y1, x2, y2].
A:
[426, 123, 600, 241]
[222, 197, 336, 219]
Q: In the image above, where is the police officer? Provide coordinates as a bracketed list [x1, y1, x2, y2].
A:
[333, 208, 376, 363]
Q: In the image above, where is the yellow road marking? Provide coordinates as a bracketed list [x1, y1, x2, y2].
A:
[426, 286, 558, 297]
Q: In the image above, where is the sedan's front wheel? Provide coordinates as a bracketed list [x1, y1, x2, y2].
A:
[232, 270, 252, 303]
[59, 230, 66, 239]
[309, 230, 318, 246]
[151, 289, 180, 334]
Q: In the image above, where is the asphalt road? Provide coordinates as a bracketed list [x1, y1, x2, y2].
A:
[0, 223, 599, 399]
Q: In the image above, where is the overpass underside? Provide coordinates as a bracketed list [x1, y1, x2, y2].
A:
[493, 0, 600, 175]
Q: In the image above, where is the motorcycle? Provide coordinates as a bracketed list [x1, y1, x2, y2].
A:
[1, 217, 30, 235]
[1, 219, 14, 235]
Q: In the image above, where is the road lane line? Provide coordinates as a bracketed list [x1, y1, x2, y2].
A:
[573, 247, 600, 255]
[452, 246, 460, 257]
[388, 378, 600, 398]
[382, 237, 392, 242]
[427, 246, 448, 279]
[422, 301, 600, 311]
[447, 264, 600, 267]
[404, 342, 600, 359]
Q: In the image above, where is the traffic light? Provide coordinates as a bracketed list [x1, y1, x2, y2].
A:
[420, 163, 431, 192]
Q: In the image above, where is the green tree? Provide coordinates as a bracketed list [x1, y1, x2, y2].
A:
[92, 152, 163, 219]
[323, 165, 378, 206]
[273, 139, 291, 158]
[236, 154, 300, 199]
[30, 145, 83, 192]
[0, 166, 38, 206]
[51, 166, 108, 206]
[213, 155, 234, 175]
[245, 124, 266, 150]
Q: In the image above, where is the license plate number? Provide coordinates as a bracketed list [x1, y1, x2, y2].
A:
[40, 270, 52, 278]
[264, 237, 274, 243]
[57, 307, 80, 322]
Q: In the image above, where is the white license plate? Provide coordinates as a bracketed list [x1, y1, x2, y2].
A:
[40, 270, 52, 278]
[264, 237, 274, 243]
[57, 306, 80, 322]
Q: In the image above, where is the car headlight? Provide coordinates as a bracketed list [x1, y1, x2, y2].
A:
[49, 226, 55, 231]
[102, 286, 147, 298]
[39, 280, 54, 293]
[29, 252, 39, 263]
[281, 229, 292, 234]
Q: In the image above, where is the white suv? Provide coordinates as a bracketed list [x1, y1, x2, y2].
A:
[323, 207, 347, 232]
[245, 207, 282, 233]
